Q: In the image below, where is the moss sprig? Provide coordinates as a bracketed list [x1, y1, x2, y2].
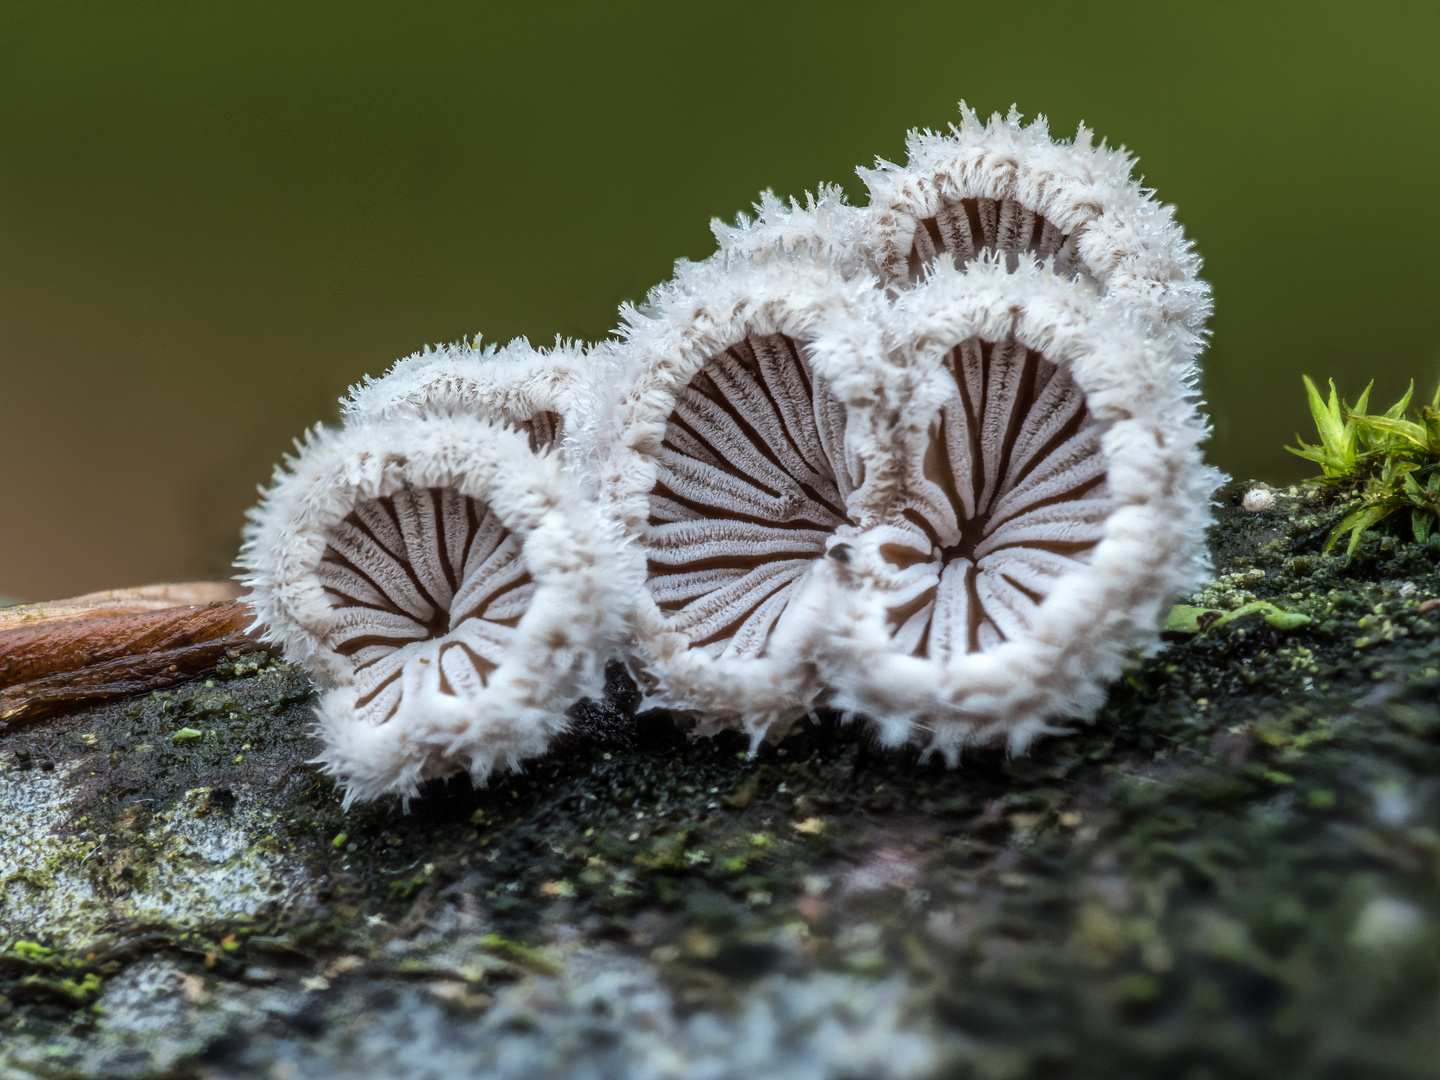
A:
[1287, 376, 1440, 557]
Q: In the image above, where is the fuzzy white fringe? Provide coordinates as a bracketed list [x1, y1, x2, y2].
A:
[859, 104, 1213, 362]
[341, 336, 610, 485]
[599, 250, 906, 744]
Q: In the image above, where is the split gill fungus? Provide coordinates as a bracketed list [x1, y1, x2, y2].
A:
[341, 336, 585, 458]
[241, 413, 633, 805]
[879, 335, 1108, 662]
[818, 260, 1216, 760]
[642, 332, 854, 661]
[600, 253, 895, 741]
[236, 105, 1218, 804]
[861, 104, 1212, 362]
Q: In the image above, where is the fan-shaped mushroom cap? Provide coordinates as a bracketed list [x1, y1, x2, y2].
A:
[600, 250, 901, 743]
[239, 415, 634, 805]
[812, 258, 1221, 760]
[342, 336, 594, 463]
[859, 105, 1212, 363]
[709, 184, 868, 278]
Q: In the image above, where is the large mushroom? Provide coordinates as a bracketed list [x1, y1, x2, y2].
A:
[599, 253, 899, 743]
[815, 259, 1218, 758]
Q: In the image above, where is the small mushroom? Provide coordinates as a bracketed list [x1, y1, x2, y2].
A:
[860, 105, 1212, 362]
[240, 414, 634, 805]
[342, 336, 591, 457]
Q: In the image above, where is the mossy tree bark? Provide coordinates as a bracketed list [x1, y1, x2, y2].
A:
[2, 484, 1439, 1079]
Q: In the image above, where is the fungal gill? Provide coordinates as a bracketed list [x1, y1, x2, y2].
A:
[318, 487, 534, 726]
[643, 333, 856, 659]
[525, 410, 563, 453]
[905, 196, 1083, 283]
[877, 336, 1109, 659]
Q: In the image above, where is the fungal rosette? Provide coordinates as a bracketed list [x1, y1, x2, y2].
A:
[860, 105, 1212, 362]
[600, 252, 899, 740]
[820, 258, 1219, 758]
[240, 414, 632, 804]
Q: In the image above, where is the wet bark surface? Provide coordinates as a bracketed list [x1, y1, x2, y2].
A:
[2, 485, 1438, 1080]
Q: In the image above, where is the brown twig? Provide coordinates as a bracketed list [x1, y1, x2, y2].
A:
[0, 584, 264, 728]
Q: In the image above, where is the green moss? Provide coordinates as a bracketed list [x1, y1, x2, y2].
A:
[1289, 375, 1440, 555]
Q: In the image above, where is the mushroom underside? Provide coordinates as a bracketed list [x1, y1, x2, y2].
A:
[644, 332, 856, 660]
[317, 486, 534, 723]
[880, 335, 1111, 659]
[905, 195, 1084, 283]
[642, 329, 1111, 666]
[525, 410, 563, 453]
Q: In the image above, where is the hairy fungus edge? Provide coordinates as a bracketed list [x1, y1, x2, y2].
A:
[819, 261, 1220, 759]
[858, 104, 1213, 361]
[239, 414, 635, 803]
[340, 336, 602, 469]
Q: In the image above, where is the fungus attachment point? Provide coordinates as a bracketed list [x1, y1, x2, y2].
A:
[241, 415, 631, 805]
[644, 333, 855, 660]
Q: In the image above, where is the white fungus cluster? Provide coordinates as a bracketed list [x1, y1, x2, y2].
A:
[241, 107, 1222, 804]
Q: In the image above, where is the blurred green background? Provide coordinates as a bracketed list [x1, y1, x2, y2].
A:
[2, 1, 1438, 600]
